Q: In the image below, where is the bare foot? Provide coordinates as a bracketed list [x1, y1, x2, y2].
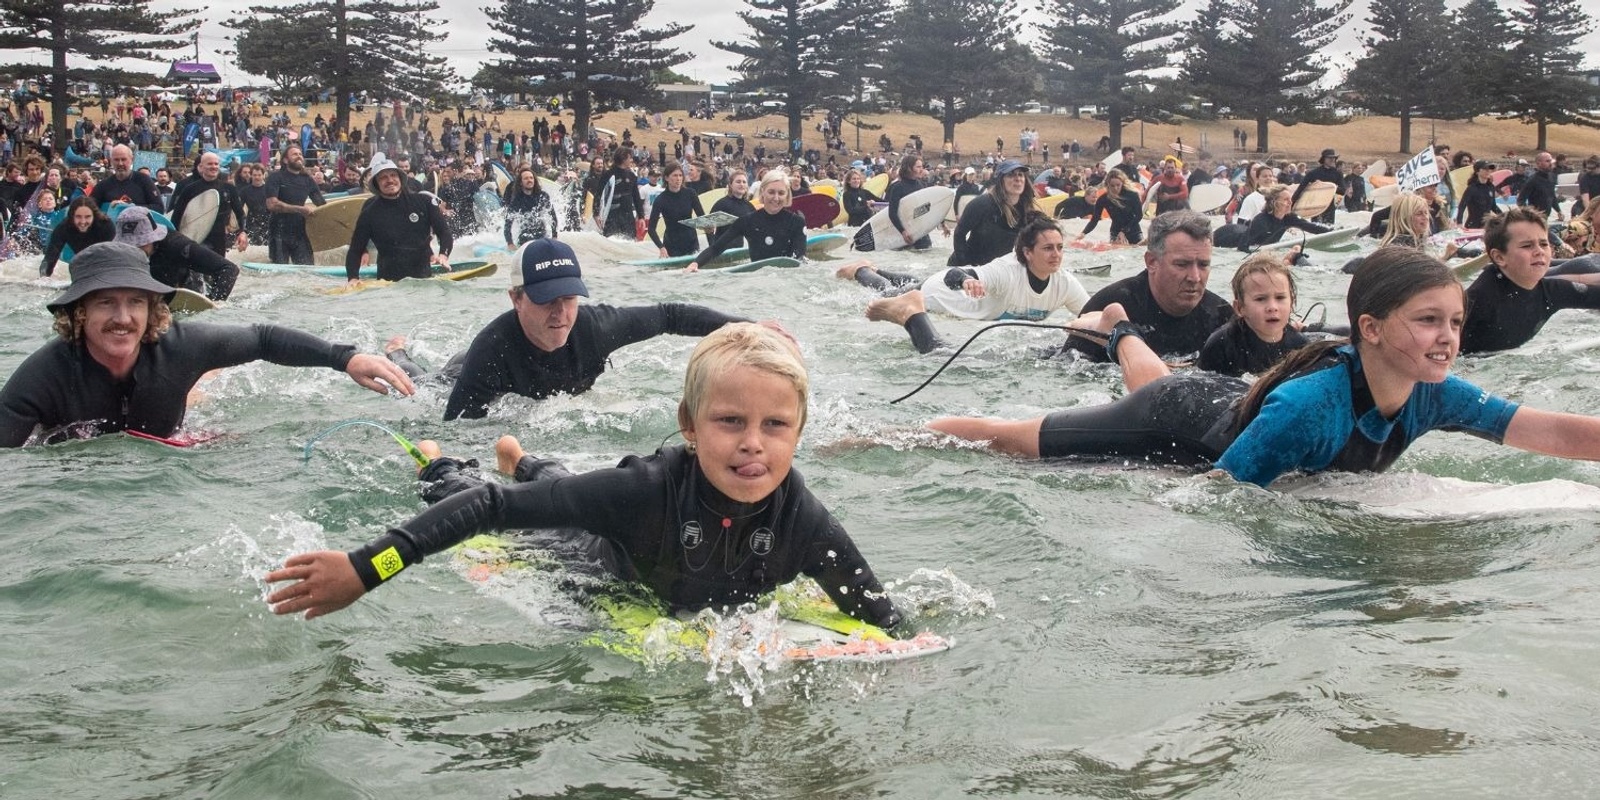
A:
[384, 335, 407, 354]
[834, 259, 870, 281]
[865, 290, 926, 325]
[495, 435, 525, 475]
[417, 439, 444, 471]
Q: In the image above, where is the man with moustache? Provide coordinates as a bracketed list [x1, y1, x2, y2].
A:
[344, 154, 452, 285]
[89, 145, 163, 212]
[1065, 210, 1234, 361]
[264, 143, 327, 264]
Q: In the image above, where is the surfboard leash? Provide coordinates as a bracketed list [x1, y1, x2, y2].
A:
[303, 419, 430, 467]
[889, 321, 1080, 405]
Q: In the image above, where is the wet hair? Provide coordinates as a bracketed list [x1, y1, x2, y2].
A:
[1102, 171, 1128, 207]
[1013, 216, 1063, 265]
[53, 292, 172, 343]
[1381, 193, 1431, 246]
[65, 196, 105, 226]
[1146, 210, 1212, 259]
[509, 167, 542, 198]
[1230, 252, 1297, 306]
[1482, 206, 1548, 255]
[1260, 184, 1293, 213]
[897, 154, 921, 182]
[1234, 246, 1460, 432]
[679, 322, 809, 436]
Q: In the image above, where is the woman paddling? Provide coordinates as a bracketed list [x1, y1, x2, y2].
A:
[1238, 185, 1331, 252]
[684, 170, 806, 272]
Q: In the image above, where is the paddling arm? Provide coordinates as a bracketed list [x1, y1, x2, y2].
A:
[1504, 407, 1600, 461]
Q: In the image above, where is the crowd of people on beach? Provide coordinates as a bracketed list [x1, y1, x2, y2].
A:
[6, 89, 1600, 641]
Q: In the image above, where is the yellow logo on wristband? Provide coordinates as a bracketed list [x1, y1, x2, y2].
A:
[371, 546, 405, 581]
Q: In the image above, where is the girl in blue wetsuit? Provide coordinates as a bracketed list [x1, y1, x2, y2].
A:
[926, 245, 1600, 487]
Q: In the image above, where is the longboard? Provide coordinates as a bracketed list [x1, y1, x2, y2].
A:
[242, 259, 494, 280]
[321, 261, 499, 294]
[1292, 181, 1338, 217]
[304, 195, 368, 252]
[723, 256, 801, 274]
[851, 185, 955, 252]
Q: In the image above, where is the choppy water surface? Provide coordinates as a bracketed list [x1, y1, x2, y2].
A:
[5, 220, 1600, 799]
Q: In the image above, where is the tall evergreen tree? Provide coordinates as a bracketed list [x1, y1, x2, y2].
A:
[881, 0, 1037, 149]
[1449, 0, 1516, 119]
[713, 0, 886, 156]
[1502, 0, 1599, 150]
[481, 0, 689, 143]
[0, 0, 196, 152]
[1037, 0, 1182, 152]
[1344, 0, 1453, 153]
[1183, 0, 1352, 153]
[225, 0, 455, 136]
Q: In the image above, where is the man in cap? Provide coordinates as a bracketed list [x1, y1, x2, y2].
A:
[1293, 148, 1345, 225]
[114, 205, 239, 302]
[344, 154, 452, 284]
[264, 143, 327, 264]
[0, 242, 413, 447]
[383, 239, 747, 420]
[169, 151, 250, 259]
[89, 145, 163, 212]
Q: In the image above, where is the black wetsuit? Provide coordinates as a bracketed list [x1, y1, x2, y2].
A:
[1241, 212, 1330, 251]
[1455, 179, 1498, 229]
[1038, 371, 1248, 464]
[502, 188, 559, 246]
[148, 231, 238, 301]
[693, 209, 806, 266]
[239, 182, 270, 245]
[169, 175, 248, 256]
[1197, 318, 1310, 377]
[948, 193, 1024, 267]
[1068, 271, 1235, 362]
[422, 304, 744, 420]
[599, 168, 643, 238]
[0, 322, 358, 447]
[344, 192, 452, 281]
[89, 173, 163, 212]
[264, 169, 325, 265]
[841, 185, 879, 227]
[1461, 266, 1600, 354]
[438, 177, 479, 239]
[40, 217, 114, 276]
[1080, 190, 1143, 244]
[1519, 169, 1559, 215]
[345, 444, 901, 627]
[646, 187, 703, 257]
[708, 193, 753, 240]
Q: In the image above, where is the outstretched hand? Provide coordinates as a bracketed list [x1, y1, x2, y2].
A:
[345, 353, 416, 396]
[265, 551, 365, 619]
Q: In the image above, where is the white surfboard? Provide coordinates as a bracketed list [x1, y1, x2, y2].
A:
[1290, 475, 1600, 520]
[1188, 183, 1232, 214]
[1370, 183, 1400, 209]
[176, 188, 220, 241]
[851, 185, 955, 252]
[594, 176, 616, 233]
[1362, 160, 1388, 180]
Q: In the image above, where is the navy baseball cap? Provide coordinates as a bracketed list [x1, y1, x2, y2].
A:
[516, 239, 589, 304]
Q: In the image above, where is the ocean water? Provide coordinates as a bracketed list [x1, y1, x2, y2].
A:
[4, 219, 1600, 799]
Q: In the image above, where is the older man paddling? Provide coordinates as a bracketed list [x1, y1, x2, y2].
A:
[0, 242, 414, 447]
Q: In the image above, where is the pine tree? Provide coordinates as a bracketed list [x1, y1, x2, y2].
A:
[881, 0, 1037, 149]
[1449, 0, 1516, 119]
[1502, 0, 1599, 150]
[226, 0, 455, 136]
[1345, 0, 1453, 153]
[481, 0, 689, 143]
[0, 0, 196, 152]
[1037, 0, 1183, 152]
[713, 0, 885, 156]
[1184, 0, 1352, 153]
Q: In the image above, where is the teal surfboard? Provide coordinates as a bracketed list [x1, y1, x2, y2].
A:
[623, 233, 849, 269]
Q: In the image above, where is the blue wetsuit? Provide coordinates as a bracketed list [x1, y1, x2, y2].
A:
[1217, 346, 1518, 486]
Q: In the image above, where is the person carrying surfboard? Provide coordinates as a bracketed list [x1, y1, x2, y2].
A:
[1293, 149, 1344, 225]
[265, 323, 907, 635]
[113, 205, 239, 302]
[383, 239, 748, 419]
[0, 242, 414, 448]
[343, 154, 452, 285]
[684, 171, 806, 273]
[924, 245, 1600, 488]
[264, 143, 327, 265]
[169, 151, 249, 259]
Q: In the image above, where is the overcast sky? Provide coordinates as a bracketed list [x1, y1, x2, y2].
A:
[87, 0, 1600, 89]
